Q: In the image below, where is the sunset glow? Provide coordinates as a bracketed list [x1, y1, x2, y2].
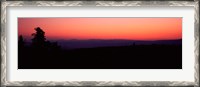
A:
[18, 18, 182, 40]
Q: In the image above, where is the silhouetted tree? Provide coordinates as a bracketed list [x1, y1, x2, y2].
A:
[31, 27, 46, 48]
[51, 42, 61, 51]
[31, 27, 61, 55]
[132, 42, 135, 46]
[18, 35, 25, 48]
[46, 40, 61, 53]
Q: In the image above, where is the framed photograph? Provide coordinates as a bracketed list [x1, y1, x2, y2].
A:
[1, 0, 199, 86]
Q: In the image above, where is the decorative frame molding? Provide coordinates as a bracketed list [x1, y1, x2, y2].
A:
[1, 1, 199, 87]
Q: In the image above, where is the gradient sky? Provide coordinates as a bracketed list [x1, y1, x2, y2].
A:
[18, 18, 182, 40]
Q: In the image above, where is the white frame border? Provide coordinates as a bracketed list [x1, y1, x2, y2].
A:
[1, 1, 199, 87]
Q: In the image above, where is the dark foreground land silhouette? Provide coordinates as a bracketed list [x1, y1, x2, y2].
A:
[18, 27, 182, 69]
[19, 44, 182, 69]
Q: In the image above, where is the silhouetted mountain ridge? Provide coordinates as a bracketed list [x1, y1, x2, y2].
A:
[54, 39, 182, 49]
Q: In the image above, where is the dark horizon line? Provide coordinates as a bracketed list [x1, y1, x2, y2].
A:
[19, 36, 182, 42]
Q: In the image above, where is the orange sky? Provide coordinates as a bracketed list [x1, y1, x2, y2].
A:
[18, 18, 182, 40]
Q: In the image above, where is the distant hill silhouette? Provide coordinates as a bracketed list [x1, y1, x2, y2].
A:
[54, 39, 182, 49]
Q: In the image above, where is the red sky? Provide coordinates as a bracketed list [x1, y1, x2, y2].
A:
[18, 18, 182, 40]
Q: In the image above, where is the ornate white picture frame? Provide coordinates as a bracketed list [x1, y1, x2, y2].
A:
[1, 1, 199, 87]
